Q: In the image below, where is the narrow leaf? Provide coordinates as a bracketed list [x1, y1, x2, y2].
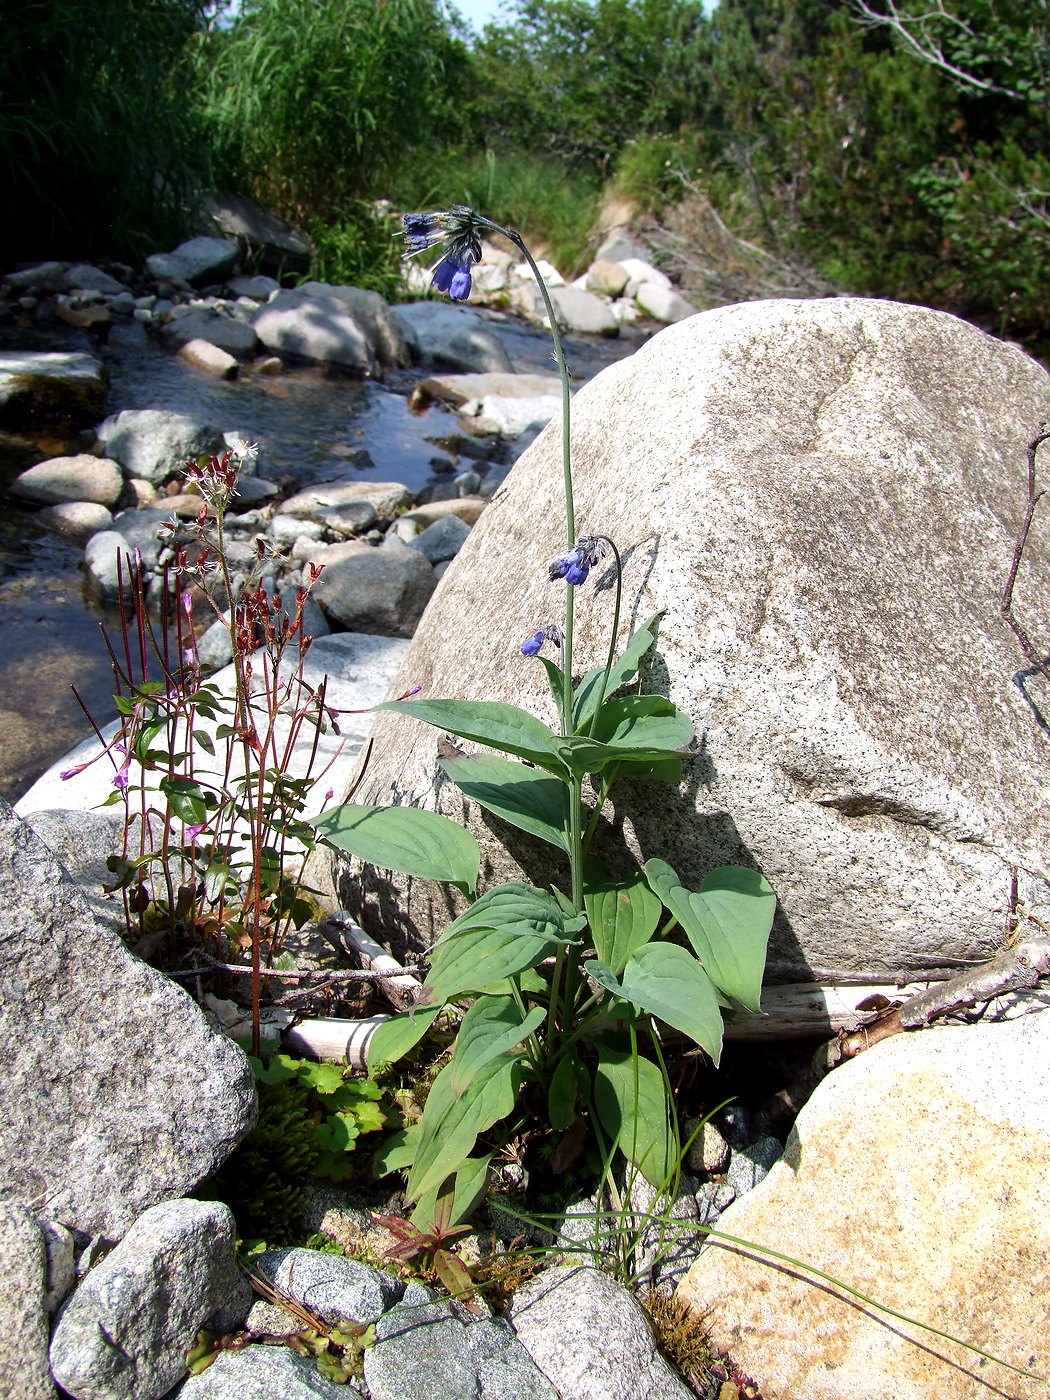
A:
[439, 751, 569, 853]
[643, 860, 775, 1012]
[451, 997, 545, 1096]
[548, 1050, 588, 1131]
[379, 698, 565, 771]
[310, 802, 479, 896]
[408, 1056, 519, 1201]
[573, 614, 663, 729]
[410, 1153, 493, 1231]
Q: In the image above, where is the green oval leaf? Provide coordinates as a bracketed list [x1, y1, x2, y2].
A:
[425, 925, 563, 1002]
[573, 614, 663, 731]
[160, 775, 208, 825]
[366, 1003, 445, 1072]
[584, 862, 662, 975]
[618, 943, 724, 1063]
[643, 859, 775, 1012]
[379, 698, 565, 771]
[450, 996, 546, 1096]
[592, 1043, 674, 1189]
[310, 802, 479, 896]
[439, 751, 569, 853]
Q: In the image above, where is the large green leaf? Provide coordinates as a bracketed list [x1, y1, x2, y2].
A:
[583, 862, 662, 975]
[160, 776, 208, 825]
[365, 1002, 445, 1072]
[554, 733, 689, 777]
[440, 881, 585, 944]
[409, 1153, 493, 1230]
[379, 698, 564, 771]
[311, 803, 479, 896]
[425, 925, 564, 1002]
[438, 752, 569, 853]
[592, 1043, 675, 1188]
[611, 943, 725, 1064]
[573, 614, 663, 731]
[643, 859, 775, 1012]
[451, 996, 545, 1096]
[548, 1049, 588, 1131]
[590, 695, 694, 752]
[408, 1055, 520, 1201]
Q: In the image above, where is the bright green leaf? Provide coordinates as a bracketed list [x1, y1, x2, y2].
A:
[408, 1055, 520, 1201]
[379, 698, 565, 771]
[425, 925, 564, 1002]
[310, 802, 480, 896]
[591, 695, 693, 752]
[409, 1153, 493, 1230]
[584, 862, 662, 975]
[618, 943, 724, 1063]
[643, 860, 775, 1012]
[315, 1112, 360, 1152]
[592, 1043, 675, 1188]
[573, 614, 663, 730]
[451, 997, 545, 1096]
[365, 1003, 445, 1072]
[160, 775, 208, 825]
[438, 751, 569, 853]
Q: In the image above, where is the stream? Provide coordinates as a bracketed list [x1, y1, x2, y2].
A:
[0, 312, 647, 803]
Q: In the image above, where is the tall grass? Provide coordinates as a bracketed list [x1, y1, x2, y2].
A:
[394, 149, 602, 276]
[198, 0, 472, 227]
[1, 0, 211, 265]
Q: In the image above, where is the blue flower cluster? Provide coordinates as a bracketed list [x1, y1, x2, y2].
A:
[547, 536, 610, 587]
[520, 623, 564, 657]
[401, 205, 483, 303]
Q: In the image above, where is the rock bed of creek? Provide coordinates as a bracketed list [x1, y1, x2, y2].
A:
[0, 312, 645, 804]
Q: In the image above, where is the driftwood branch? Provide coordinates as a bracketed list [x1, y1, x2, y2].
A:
[1000, 425, 1050, 680]
[837, 933, 1050, 1059]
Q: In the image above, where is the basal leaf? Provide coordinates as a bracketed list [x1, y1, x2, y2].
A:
[618, 943, 724, 1064]
[370, 1128, 416, 1177]
[441, 882, 585, 944]
[379, 698, 564, 771]
[584, 862, 662, 975]
[592, 1043, 675, 1188]
[643, 859, 775, 1012]
[310, 802, 479, 896]
[451, 997, 546, 1097]
[439, 751, 569, 853]
[548, 1050, 589, 1131]
[408, 1055, 520, 1201]
[410, 1153, 494, 1231]
[366, 1002, 445, 1072]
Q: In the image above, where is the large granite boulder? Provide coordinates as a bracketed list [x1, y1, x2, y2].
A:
[0, 801, 256, 1236]
[675, 1013, 1050, 1400]
[95, 408, 225, 485]
[254, 286, 409, 376]
[332, 298, 1050, 981]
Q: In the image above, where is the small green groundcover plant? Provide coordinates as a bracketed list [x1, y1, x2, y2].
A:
[310, 205, 777, 1223]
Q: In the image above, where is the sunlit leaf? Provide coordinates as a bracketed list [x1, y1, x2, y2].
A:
[592, 1042, 675, 1188]
[379, 698, 565, 771]
[584, 861, 662, 975]
[310, 802, 480, 896]
[439, 751, 569, 852]
[450, 996, 545, 1096]
[408, 1056, 519, 1201]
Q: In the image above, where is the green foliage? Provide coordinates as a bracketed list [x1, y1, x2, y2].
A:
[201, 1053, 391, 1243]
[197, 0, 471, 224]
[306, 203, 407, 300]
[0, 0, 210, 262]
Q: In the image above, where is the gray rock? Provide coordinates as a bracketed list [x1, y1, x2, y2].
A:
[4, 261, 66, 293]
[226, 274, 280, 300]
[726, 1136, 782, 1197]
[695, 1180, 737, 1225]
[365, 1287, 474, 1400]
[465, 1316, 559, 1400]
[110, 505, 178, 570]
[108, 291, 136, 316]
[62, 264, 127, 296]
[252, 1248, 402, 1326]
[683, 1119, 731, 1176]
[50, 1200, 251, 1400]
[585, 260, 630, 298]
[465, 395, 561, 438]
[22, 806, 124, 928]
[407, 514, 471, 564]
[417, 371, 563, 409]
[0, 351, 105, 428]
[548, 286, 620, 337]
[96, 409, 225, 485]
[479, 463, 512, 499]
[0, 803, 257, 1236]
[554, 1198, 617, 1266]
[254, 288, 407, 377]
[203, 193, 313, 277]
[506, 1264, 694, 1400]
[83, 528, 135, 601]
[0, 1203, 53, 1400]
[146, 237, 240, 286]
[455, 471, 482, 497]
[177, 1345, 358, 1398]
[270, 513, 327, 548]
[618, 257, 672, 291]
[315, 501, 378, 537]
[11, 453, 123, 507]
[635, 282, 697, 324]
[628, 1175, 706, 1291]
[392, 302, 513, 373]
[313, 542, 436, 636]
[341, 299, 1050, 980]
[39, 1217, 76, 1314]
[36, 500, 114, 544]
[163, 309, 258, 360]
[196, 612, 234, 669]
[594, 229, 649, 264]
[281, 480, 413, 522]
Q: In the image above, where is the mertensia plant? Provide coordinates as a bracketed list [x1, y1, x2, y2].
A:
[310, 206, 776, 1220]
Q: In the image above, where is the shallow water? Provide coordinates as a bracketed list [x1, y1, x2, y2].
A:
[0, 310, 647, 803]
